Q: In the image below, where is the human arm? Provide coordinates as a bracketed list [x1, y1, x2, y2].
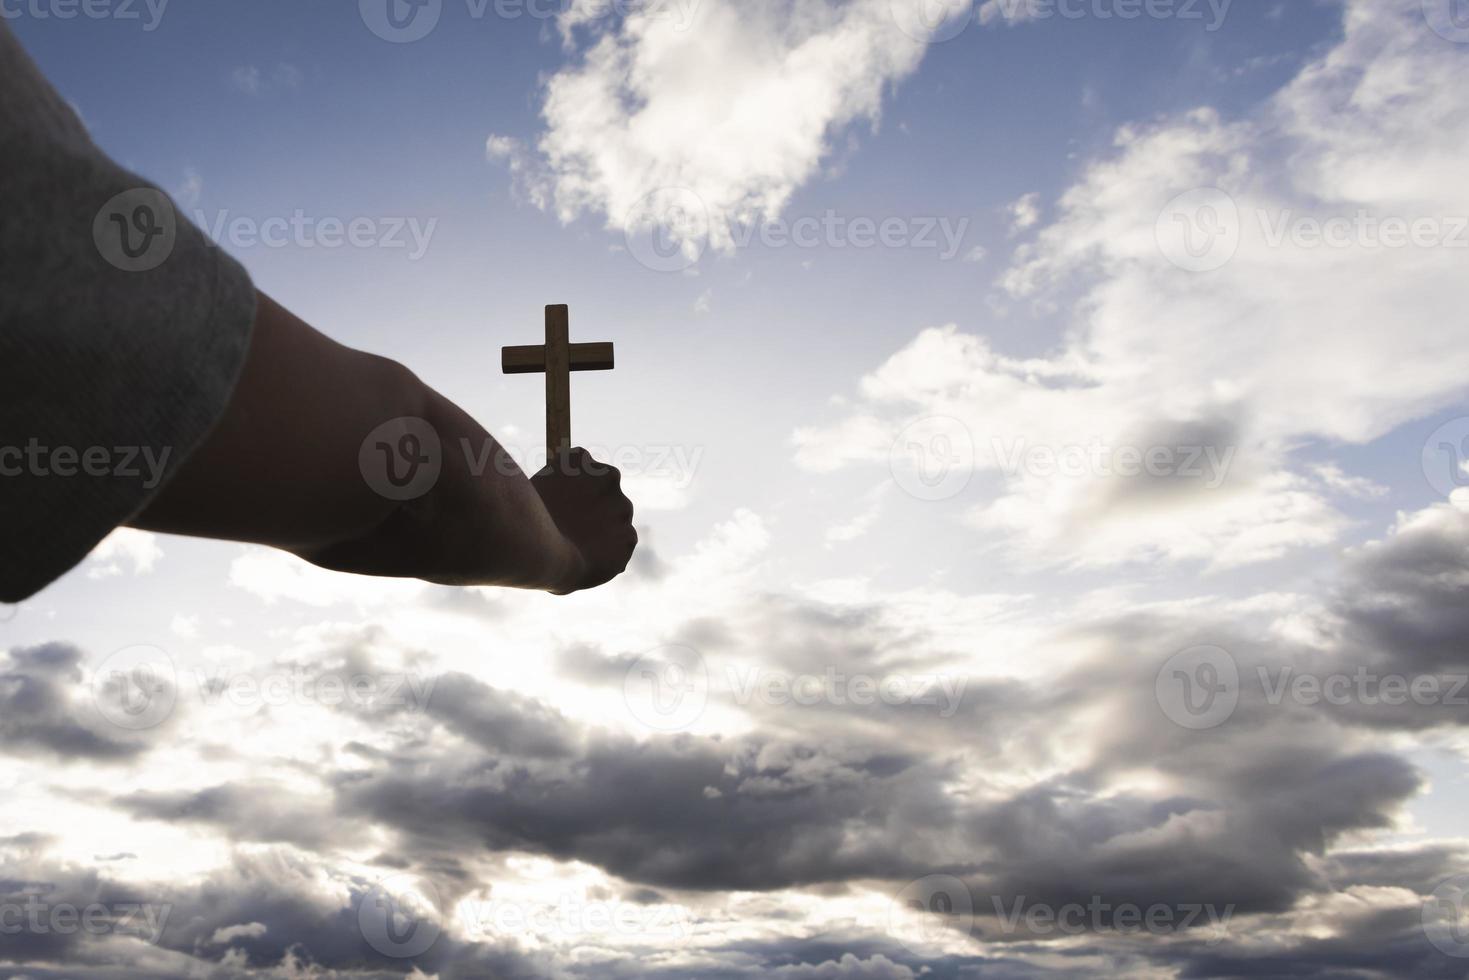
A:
[130, 292, 637, 594]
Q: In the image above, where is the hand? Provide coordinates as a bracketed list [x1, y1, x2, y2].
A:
[532, 448, 637, 594]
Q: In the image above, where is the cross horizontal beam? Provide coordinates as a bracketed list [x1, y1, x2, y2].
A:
[502, 343, 615, 375]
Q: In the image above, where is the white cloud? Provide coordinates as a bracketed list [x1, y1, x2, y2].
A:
[509, 0, 929, 251]
[86, 528, 163, 578]
[485, 134, 521, 160]
[228, 547, 425, 608]
[825, 484, 888, 546]
[1006, 191, 1041, 233]
[230, 66, 261, 95]
[231, 63, 302, 96]
[207, 922, 267, 945]
[794, 0, 1469, 569]
[622, 471, 694, 511]
[1313, 464, 1388, 501]
[175, 168, 203, 208]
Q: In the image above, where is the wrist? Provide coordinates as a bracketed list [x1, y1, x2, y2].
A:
[540, 533, 588, 594]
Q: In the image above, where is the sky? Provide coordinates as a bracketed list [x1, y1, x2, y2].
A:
[4, 0, 1469, 976]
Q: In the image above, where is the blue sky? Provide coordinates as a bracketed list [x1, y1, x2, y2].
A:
[5, 1, 1469, 977]
[16, 0, 1419, 593]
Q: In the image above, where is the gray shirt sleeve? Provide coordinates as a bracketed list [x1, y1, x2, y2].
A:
[0, 23, 257, 601]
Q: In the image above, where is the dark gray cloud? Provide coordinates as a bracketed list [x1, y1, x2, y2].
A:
[421, 672, 578, 758]
[1090, 415, 1249, 515]
[0, 643, 158, 762]
[13, 503, 1469, 980]
[337, 730, 951, 891]
[0, 844, 553, 979]
[1335, 502, 1469, 674]
[113, 782, 355, 850]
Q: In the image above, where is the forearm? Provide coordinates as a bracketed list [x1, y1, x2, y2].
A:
[301, 383, 585, 591]
[130, 292, 581, 590]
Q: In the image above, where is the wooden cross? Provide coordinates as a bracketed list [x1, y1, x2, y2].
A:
[502, 305, 615, 460]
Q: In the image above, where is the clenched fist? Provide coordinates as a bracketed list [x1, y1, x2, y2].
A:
[532, 448, 638, 594]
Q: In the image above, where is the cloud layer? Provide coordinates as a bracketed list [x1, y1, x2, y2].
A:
[796, 0, 1469, 569]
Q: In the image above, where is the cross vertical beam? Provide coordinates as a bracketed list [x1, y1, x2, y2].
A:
[544, 304, 572, 458]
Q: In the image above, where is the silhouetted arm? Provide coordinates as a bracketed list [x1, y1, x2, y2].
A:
[130, 293, 637, 593]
